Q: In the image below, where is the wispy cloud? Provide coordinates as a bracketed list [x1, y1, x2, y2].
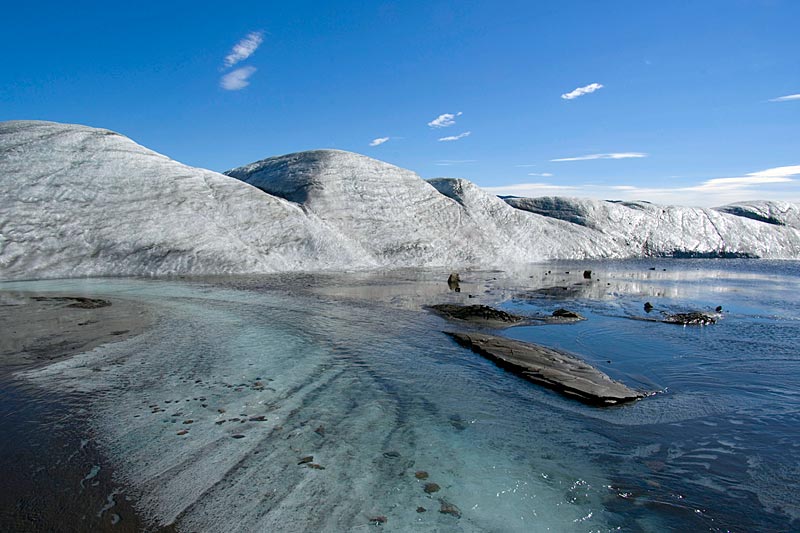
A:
[484, 164, 800, 207]
[691, 165, 800, 191]
[769, 93, 800, 102]
[551, 152, 647, 162]
[528, 172, 553, 177]
[435, 159, 477, 166]
[220, 66, 257, 90]
[438, 131, 471, 142]
[224, 31, 264, 68]
[428, 112, 462, 128]
[561, 82, 603, 100]
[369, 137, 390, 146]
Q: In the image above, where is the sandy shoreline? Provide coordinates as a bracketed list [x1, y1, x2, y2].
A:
[0, 291, 154, 372]
[0, 289, 165, 532]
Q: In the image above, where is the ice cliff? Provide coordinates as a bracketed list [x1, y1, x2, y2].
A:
[1, 120, 799, 280]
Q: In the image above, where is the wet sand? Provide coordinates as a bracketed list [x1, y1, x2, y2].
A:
[0, 291, 153, 371]
[0, 290, 167, 532]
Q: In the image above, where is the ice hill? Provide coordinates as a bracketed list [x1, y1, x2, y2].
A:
[0, 121, 368, 280]
[502, 196, 800, 258]
[1, 120, 799, 281]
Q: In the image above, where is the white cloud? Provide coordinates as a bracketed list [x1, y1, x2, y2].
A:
[690, 165, 800, 191]
[769, 93, 800, 102]
[438, 131, 471, 142]
[220, 66, 257, 90]
[561, 82, 604, 100]
[551, 152, 647, 162]
[483, 164, 800, 207]
[528, 172, 553, 177]
[428, 112, 462, 128]
[224, 31, 264, 68]
[369, 137, 390, 146]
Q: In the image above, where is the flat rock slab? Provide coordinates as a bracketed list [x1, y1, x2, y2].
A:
[445, 331, 644, 406]
[428, 304, 527, 328]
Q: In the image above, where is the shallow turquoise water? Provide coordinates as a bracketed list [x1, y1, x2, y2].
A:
[3, 259, 799, 532]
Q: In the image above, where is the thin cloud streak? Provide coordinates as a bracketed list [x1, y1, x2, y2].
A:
[528, 172, 553, 177]
[220, 66, 257, 90]
[438, 131, 471, 142]
[224, 31, 264, 68]
[483, 164, 800, 207]
[369, 137, 390, 146]
[428, 112, 462, 128]
[769, 93, 800, 102]
[551, 152, 647, 162]
[561, 82, 603, 100]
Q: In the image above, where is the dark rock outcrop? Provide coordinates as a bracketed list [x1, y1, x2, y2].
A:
[551, 308, 584, 320]
[428, 304, 526, 327]
[662, 312, 717, 326]
[445, 331, 644, 405]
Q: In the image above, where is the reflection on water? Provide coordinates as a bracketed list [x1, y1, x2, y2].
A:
[3, 259, 799, 532]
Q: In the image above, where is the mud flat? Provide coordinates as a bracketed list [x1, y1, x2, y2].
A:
[0, 290, 160, 532]
[0, 291, 153, 371]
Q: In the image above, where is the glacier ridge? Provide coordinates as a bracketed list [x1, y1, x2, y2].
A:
[1, 120, 799, 280]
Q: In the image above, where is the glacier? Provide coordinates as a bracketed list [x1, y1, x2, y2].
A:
[2, 120, 799, 280]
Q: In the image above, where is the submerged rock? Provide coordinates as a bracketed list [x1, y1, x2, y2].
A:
[439, 499, 461, 518]
[428, 304, 526, 327]
[445, 331, 644, 405]
[423, 482, 441, 494]
[414, 471, 429, 480]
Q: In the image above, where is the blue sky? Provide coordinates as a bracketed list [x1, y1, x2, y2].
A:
[2, 0, 798, 206]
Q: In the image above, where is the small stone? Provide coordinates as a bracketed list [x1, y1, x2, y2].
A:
[307, 463, 325, 470]
[715, 305, 723, 313]
[383, 451, 401, 458]
[416, 507, 426, 513]
[552, 308, 583, 319]
[423, 482, 440, 494]
[439, 500, 461, 518]
[414, 471, 429, 480]
[314, 425, 325, 436]
[298, 456, 314, 465]
[369, 516, 387, 524]
[183, 420, 193, 424]
[583, 270, 592, 279]
[232, 434, 245, 439]
[249, 415, 267, 422]
[176, 430, 189, 436]
[215, 420, 226, 425]
[644, 302, 654, 312]
[217, 408, 226, 413]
